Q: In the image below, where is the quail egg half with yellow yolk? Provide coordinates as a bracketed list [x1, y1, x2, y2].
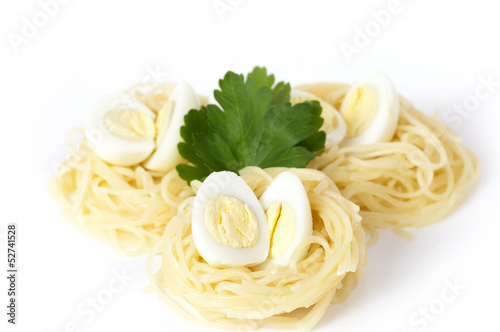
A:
[84, 81, 201, 169]
[340, 72, 400, 146]
[191, 171, 270, 267]
[258, 171, 313, 268]
[85, 94, 156, 166]
[144, 81, 201, 172]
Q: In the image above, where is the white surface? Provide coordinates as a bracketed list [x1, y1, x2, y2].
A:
[1, 0, 499, 332]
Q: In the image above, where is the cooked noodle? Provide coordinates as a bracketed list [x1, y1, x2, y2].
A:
[147, 167, 366, 331]
[51, 77, 481, 331]
[50, 82, 205, 255]
[301, 83, 481, 243]
[51, 128, 193, 255]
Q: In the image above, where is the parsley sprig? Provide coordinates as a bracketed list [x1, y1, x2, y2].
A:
[176, 67, 325, 183]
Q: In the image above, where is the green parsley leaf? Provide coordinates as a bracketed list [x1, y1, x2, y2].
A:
[247, 67, 290, 109]
[176, 67, 326, 184]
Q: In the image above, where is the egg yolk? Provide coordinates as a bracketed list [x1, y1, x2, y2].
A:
[155, 100, 175, 144]
[104, 109, 156, 141]
[341, 84, 379, 138]
[204, 195, 258, 248]
[266, 202, 296, 259]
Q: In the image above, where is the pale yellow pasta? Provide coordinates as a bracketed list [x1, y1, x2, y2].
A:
[147, 167, 366, 331]
[50, 82, 206, 255]
[50, 77, 480, 331]
[51, 128, 193, 256]
[300, 83, 481, 243]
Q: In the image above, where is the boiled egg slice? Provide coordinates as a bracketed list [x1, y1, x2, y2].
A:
[191, 171, 270, 267]
[259, 171, 313, 268]
[143, 81, 201, 172]
[291, 88, 347, 145]
[339, 72, 400, 146]
[85, 94, 156, 166]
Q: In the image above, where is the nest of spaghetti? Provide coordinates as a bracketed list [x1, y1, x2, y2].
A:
[301, 83, 481, 243]
[148, 167, 366, 331]
[51, 130, 193, 255]
[51, 82, 204, 256]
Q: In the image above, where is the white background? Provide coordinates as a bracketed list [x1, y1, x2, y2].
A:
[1, 0, 499, 331]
